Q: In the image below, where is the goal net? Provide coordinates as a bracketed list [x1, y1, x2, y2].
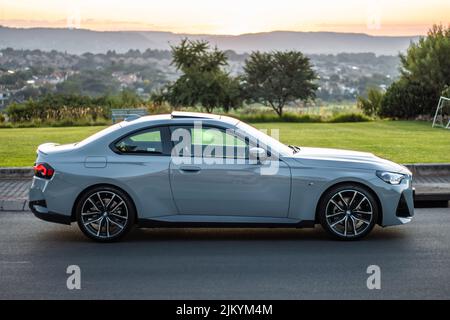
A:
[432, 96, 450, 129]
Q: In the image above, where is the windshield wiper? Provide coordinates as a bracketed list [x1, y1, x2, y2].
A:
[288, 145, 301, 153]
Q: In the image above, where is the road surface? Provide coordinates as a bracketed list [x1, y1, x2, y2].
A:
[0, 209, 449, 299]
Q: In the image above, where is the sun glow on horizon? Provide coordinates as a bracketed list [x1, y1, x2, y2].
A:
[0, 0, 449, 36]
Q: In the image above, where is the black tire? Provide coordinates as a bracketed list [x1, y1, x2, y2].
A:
[318, 184, 379, 240]
[75, 186, 136, 242]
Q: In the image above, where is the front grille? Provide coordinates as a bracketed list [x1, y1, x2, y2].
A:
[396, 192, 411, 217]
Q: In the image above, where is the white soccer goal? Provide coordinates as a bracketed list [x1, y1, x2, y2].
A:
[432, 96, 450, 129]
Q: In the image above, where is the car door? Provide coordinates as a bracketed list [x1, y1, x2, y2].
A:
[169, 125, 291, 217]
[108, 125, 178, 218]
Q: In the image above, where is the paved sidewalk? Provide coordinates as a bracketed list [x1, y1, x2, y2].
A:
[413, 176, 450, 202]
[0, 179, 30, 211]
[414, 175, 450, 189]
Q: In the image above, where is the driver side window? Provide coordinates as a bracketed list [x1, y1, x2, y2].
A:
[170, 126, 250, 159]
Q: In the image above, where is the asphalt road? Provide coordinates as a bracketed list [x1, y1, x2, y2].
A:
[0, 209, 449, 300]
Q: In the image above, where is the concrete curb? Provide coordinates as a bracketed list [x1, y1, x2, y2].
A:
[0, 167, 34, 179]
[0, 199, 28, 211]
[404, 164, 450, 176]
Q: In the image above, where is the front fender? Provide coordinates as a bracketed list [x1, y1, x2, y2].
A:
[288, 166, 380, 221]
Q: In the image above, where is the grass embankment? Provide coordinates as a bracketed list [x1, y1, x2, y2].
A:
[0, 121, 448, 166]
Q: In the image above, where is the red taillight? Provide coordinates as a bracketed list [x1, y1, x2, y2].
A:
[33, 163, 55, 179]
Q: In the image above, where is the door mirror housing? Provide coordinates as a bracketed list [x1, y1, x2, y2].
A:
[249, 147, 267, 163]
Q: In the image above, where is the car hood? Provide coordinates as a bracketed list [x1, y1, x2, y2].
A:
[289, 147, 411, 174]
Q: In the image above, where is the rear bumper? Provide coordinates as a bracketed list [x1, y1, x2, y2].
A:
[29, 175, 77, 224]
[29, 200, 71, 225]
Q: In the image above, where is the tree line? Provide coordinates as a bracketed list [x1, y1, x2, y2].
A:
[4, 39, 319, 122]
[152, 38, 318, 116]
[5, 90, 146, 123]
[3, 24, 449, 123]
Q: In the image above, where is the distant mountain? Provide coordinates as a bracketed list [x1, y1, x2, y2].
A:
[0, 26, 420, 55]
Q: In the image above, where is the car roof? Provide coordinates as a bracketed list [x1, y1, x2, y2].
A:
[78, 112, 241, 149]
[125, 112, 240, 126]
[171, 111, 221, 119]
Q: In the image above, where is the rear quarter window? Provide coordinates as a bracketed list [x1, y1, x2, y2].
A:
[114, 127, 165, 154]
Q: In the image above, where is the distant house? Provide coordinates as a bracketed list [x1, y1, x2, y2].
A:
[0, 91, 11, 109]
[112, 72, 139, 87]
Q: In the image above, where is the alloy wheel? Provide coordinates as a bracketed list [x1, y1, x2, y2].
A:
[80, 191, 129, 239]
[325, 189, 373, 238]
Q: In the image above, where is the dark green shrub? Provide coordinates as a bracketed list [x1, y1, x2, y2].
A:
[380, 80, 436, 119]
[0, 117, 109, 128]
[237, 112, 322, 123]
[328, 112, 371, 123]
[442, 85, 450, 98]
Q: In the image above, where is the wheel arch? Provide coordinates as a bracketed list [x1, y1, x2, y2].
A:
[71, 183, 138, 222]
[314, 181, 383, 225]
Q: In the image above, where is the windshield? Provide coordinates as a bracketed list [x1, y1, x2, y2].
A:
[236, 121, 293, 156]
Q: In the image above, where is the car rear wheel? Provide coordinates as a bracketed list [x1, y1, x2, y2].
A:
[318, 184, 378, 240]
[75, 186, 135, 242]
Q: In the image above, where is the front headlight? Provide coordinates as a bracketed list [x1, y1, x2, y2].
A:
[376, 171, 406, 185]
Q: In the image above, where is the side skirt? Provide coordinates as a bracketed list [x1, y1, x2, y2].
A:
[138, 215, 315, 229]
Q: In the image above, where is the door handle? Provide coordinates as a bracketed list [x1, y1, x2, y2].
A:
[179, 166, 201, 173]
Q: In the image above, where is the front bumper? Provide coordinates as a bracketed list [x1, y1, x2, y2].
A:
[367, 173, 414, 227]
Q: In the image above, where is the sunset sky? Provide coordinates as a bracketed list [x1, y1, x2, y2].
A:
[0, 0, 449, 36]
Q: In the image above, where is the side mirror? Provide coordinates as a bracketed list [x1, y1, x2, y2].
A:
[249, 147, 267, 163]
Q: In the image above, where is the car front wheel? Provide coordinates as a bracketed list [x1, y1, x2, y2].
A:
[318, 184, 379, 240]
[75, 186, 135, 242]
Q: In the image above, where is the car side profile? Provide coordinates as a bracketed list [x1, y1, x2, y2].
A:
[29, 112, 414, 242]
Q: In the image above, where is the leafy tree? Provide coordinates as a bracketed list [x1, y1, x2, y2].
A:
[357, 88, 384, 116]
[220, 75, 243, 112]
[400, 25, 450, 97]
[158, 39, 242, 113]
[242, 51, 317, 116]
[171, 39, 227, 73]
[382, 24, 450, 118]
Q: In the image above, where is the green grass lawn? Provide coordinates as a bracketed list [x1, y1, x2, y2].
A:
[0, 126, 104, 167]
[252, 121, 450, 164]
[0, 121, 449, 167]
